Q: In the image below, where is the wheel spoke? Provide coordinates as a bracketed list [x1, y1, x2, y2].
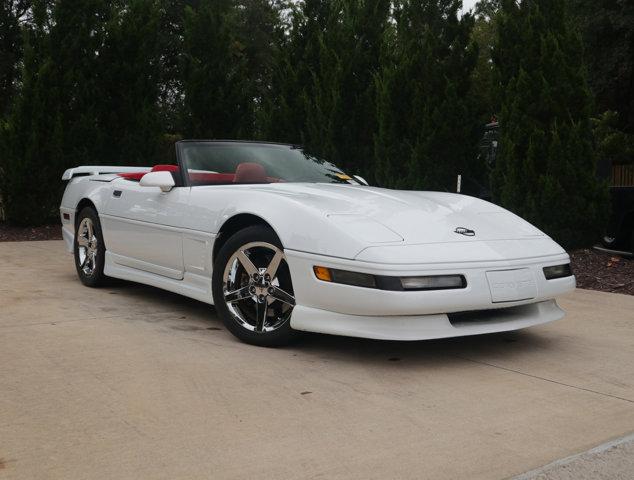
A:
[268, 286, 295, 306]
[86, 221, 94, 240]
[255, 299, 268, 332]
[224, 286, 252, 303]
[265, 250, 284, 278]
[77, 236, 89, 247]
[236, 250, 258, 276]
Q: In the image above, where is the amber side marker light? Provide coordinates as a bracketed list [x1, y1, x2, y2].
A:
[313, 266, 333, 282]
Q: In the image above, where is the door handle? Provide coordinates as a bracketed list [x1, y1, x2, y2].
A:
[113, 190, 122, 198]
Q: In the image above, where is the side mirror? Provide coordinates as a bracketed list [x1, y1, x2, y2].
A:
[140, 171, 175, 192]
[353, 175, 369, 186]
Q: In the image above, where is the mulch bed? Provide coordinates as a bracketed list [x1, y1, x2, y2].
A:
[0, 223, 62, 242]
[570, 249, 634, 296]
[1, 222, 631, 295]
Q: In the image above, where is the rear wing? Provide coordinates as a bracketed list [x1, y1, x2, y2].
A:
[62, 166, 151, 181]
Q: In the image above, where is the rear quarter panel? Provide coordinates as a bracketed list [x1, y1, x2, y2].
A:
[60, 177, 115, 251]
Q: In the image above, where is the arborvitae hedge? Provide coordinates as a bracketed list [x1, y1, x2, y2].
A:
[0, 0, 615, 249]
[374, 0, 481, 192]
[492, 0, 608, 248]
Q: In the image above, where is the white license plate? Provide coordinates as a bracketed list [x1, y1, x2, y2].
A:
[486, 268, 537, 303]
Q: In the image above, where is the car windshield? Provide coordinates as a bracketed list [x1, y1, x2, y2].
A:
[179, 142, 353, 186]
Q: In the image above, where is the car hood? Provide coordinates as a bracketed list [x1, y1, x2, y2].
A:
[249, 183, 546, 245]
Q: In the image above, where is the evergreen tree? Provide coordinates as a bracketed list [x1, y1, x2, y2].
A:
[236, 0, 284, 137]
[0, 1, 28, 117]
[0, 2, 62, 224]
[1, 0, 113, 224]
[375, 0, 480, 191]
[98, 0, 163, 165]
[262, 0, 389, 178]
[492, 0, 608, 248]
[470, 0, 500, 123]
[181, 0, 252, 138]
[155, 0, 191, 135]
[570, 0, 634, 133]
[303, 0, 390, 177]
[261, 0, 330, 144]
[48, 0, 112, 167]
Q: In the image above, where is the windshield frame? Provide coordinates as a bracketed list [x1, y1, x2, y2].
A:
[175, 140, 348, 187]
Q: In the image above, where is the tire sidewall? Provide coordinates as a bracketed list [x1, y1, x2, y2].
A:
[74, 207, 106, 287]
[212, 225, 297, 346]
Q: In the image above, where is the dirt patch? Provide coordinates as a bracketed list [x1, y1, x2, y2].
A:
[0, 223, 62, 242]
[570, 249, 634, 295]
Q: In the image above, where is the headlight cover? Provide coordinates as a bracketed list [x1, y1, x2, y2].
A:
[543, 264, 573, 280]
[313, 266, 466, 291]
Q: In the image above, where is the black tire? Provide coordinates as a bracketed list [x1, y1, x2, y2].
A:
[601, 234, 623, 250]
[212, 225, 298, 347]
[74, 207, 107, 287]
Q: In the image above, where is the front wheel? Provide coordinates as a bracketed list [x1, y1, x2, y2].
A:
[212, 225, 298, 346]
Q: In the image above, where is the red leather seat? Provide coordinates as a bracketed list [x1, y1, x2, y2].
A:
[234, 162, 267, 183]
[151, 165, 179, 173]
[119, 164, 180, 181]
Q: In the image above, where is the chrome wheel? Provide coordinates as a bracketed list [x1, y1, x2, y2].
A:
[77, 218, 98, 276]
[222, 241, 295, 333]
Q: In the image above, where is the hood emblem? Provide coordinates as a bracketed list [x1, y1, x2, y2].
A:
[454, 227, 475, 236]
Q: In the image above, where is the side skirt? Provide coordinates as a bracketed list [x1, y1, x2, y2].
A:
[104, 251, 214, 305]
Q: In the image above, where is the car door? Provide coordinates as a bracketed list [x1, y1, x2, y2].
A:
[101, 178, 189, 280]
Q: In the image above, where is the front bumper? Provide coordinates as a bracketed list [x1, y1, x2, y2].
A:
[290, 300, 564, 341]
[285, 249, 575, 340]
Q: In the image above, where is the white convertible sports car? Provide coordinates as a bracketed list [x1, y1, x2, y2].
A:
[60, 140, 575, 346]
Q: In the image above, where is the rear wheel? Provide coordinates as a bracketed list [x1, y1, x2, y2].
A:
[74, 207, 106, 287]
[212, 225, 298, 346]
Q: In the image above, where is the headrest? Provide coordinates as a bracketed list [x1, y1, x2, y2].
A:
[234, 162, 267, 184]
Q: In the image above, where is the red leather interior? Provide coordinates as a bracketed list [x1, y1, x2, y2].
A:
[118, 172, 146, 181]
[118, 163, 278, 184]
[189, 172, 235, 184]
[151, 164, 180, 173]
[234, 162, 267, 183]
[118, 164, 180, 181]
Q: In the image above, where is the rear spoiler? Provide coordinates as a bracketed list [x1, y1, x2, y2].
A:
[62, 166, 151, 181]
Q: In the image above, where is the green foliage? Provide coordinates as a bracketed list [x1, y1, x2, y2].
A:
[181, 0, 253, 138]
[261, 0, 390, 181]
[570, 0, 634, 133]
[1, 0, 165, 224]
[470, 0, 500, 123]
[0, 0, 621, 249]
[492, 0, 608, 249]
[1, 13, 63, 225]
[592, 111, 634, 167]
[375, 0, 481, 191]
[261, 0, 332, 145]
[98, 0, 164, 165]
[0, 1, 27, 116]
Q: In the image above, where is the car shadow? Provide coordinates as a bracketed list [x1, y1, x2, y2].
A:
[100, 277, 559, 364]
[291, 329, 555, 367]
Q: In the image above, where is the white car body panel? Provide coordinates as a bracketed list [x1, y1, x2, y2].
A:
[60, 169, 576, 341]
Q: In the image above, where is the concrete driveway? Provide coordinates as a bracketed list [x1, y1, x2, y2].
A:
[1, 240, 633, 479]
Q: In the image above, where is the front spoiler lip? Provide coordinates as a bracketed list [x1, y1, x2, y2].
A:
[289, 300, 565, 341]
